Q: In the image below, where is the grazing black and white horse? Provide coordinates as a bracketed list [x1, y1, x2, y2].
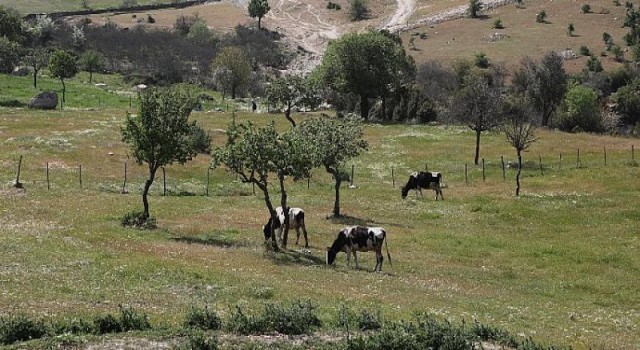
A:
[401, 171, 444, 200]
[263, 207, 309, 247]
[326, 226, 391, 272]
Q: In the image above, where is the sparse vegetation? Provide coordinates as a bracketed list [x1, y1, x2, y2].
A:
[536, 10, 547, 23]
[581, 3, 591, 13]
[349, 0, 370, 21]
[492, 18, 504, 29]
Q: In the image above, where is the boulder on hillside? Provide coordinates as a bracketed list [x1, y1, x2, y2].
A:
[12, 66, 31, 76]
[28, 91, 58, 110]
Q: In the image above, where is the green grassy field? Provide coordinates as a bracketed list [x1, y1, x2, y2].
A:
[1, 71, 639, 349]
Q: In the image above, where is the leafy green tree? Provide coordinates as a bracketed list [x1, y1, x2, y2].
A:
[512, 52, 567, 126]
[612, 78, 640, 125]
[212, 120, 315, 249]
[187, 21, 216, 46]
[349, 0, 370, 21]
[313, 30, 415, 119]
[80, 50, 104, 84]
[503, 98, 537, 196]
[296, 116, 368, 217]
[48, 50, 78, 104]
[121, 87, 210, 221]
[23, 47, 49, 88]
[248, 0, 270, 29]
[211, 46, 252, 99]
[449, 72, 504, 165]
[0, 5, 24, 43]
[469, 0, 484, 18]
[265, 75, 320, 127]
[558, 84, 602, 132]
[0, 37, 21, 74]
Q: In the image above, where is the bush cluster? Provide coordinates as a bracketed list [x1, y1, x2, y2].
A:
[226, 301, 321, 335]
[121, 210, 157, 229]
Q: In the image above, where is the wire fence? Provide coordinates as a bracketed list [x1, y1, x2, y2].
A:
[5, 145, 638, 196]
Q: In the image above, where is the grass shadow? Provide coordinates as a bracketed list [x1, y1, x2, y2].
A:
[327, 214, 368, 226]
[0, 99, 27, 108]
[170, 230, 250, 248]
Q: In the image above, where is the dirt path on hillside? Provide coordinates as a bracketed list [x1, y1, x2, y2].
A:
[229, 0, 514, 73]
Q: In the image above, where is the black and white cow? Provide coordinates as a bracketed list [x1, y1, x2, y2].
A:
[326, 226, 391, 272]
[263, 207, 309, 248]
[401, 171, 444, 200]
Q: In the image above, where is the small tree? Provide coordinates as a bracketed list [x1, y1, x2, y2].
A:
[265, 75, 320, 127]
[586, 56, 603, 72]
[296, 116, 368, 217]
[581, 4, 591, 13]
[469, 0, 484, 18]
[211, 46, 252, 99]
[567, 23, 575, 36]
[611, 45, 625, 61]
[349, 0, 369, 21]
[515, 0, 524, 8]
[212, 120, 315, 249]
[602, 32, 613, 50]
[121, 87, 210, 221]
[248, 0, 270, 29]
[0, 37, 21, 74]
[23, 47, 49, 88]
[504, 98, 538, 196]
[80, 50, 103, 84]
[48, 50, 78, 104]
[536, 10, 547, 23]
[492, 18, 504, 29]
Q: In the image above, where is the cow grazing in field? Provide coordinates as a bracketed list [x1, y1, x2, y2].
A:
[263, 206, 309, 247]
[401, 171, 444, 200]
[326, 226, 391, 272]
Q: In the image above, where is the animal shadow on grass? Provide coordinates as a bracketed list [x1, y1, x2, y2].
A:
[327, 214, 404, 229]
[264, 248, 326, 267]
[171, 231, 250, 248]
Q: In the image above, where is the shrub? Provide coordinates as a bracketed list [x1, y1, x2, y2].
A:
[0, 314, 49, 345]
[121, 210, 157, 229]
[474, 52, 490, 68]
[119, 305, 151, 332]
[611, 45, 625, 62]
[586, 56, 603, 72]
[581, 3, 591, 13]
[181, 331, 219, 350]
[492, 18, 504, 29]
[93, 314, 122, 335]
[262, 300, 321, 335]
[147, 14, 155, 24]
[613, 0, 621, 5]
[184, 306, 222, 331]
[536, 10, 547, 23]
[358, 310, 382, 331]
[52, 317, 94, 335]
[349, 0, 369, 21]
[225, 306, 266, 335]
[327, 1, 341, 10]
[579, 46, 591, 56]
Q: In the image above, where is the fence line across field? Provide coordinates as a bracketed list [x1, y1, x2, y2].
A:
[7, 144, 638, 195]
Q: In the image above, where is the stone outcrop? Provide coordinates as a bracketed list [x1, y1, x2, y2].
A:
[28, 91, 58, 110]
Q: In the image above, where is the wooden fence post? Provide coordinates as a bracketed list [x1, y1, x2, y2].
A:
[425, 163, 428, 172]
[604, 147, 607, 166]
[13, 155, 23, 188]
[464, 163, 468, 185]
[501, 155, 505, 180]
[121, 162, 128, 194]
[632, 145, 635, 161]
[539, 156, 544, 176]
[46, 162, 50, 190]
[206, 167, 210, 196]
[559, 153, 562, 170]
[79, 164, 83, 189]
[482, 158, 486, 182]
[577, 148, 581, 168]
[162, 167, 166, 196]
[392, 167, 395, 188]
[350, 165, 354, 187]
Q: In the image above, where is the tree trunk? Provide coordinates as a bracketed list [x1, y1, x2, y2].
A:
[258, 16, 262, 30]
[61, 78, 66, 103]
[231, 85, 236, 99]
[32, 68, 38, 88]
[516, 151, 522, 196]
[278, 173, 290, 248]
[258, 181, 279, 250]
[89, 70, 93, 84]
[142, 166, 158, 219]
[285, 103, 296, 127]
[474, 128, 481, 165]
[333, 178, 342, 217]
[360, 95, 370, 120]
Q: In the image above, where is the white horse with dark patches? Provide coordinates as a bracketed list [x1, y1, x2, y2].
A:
[401, 171, 444, 200]
[263, 207, 309, 247]
[326, 226, 391, 272]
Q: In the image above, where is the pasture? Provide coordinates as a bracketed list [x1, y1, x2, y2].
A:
[1, 77, 639, 348]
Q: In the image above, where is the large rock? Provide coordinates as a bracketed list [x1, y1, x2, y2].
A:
[28, 91, 58, 110]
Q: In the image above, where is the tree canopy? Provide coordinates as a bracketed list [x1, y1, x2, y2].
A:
[313, 30, 415, 120]
[121, 87, 210, 220]
[248, 0, 270, 29]
[265, 75, 320, 127]
[48, 50, 78, 104]
[211, 46, 252, 99]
